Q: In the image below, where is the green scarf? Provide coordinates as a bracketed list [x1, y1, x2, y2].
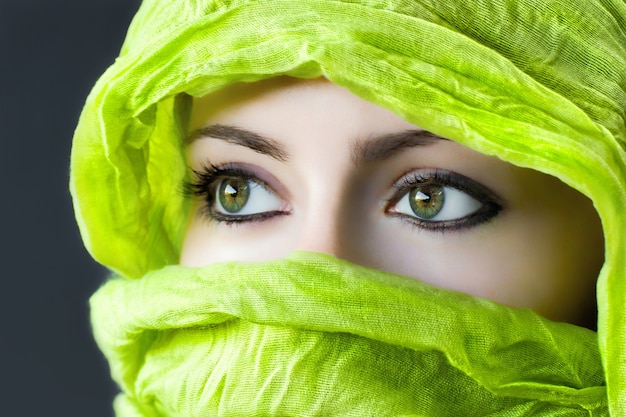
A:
[71, 0, 626, 414]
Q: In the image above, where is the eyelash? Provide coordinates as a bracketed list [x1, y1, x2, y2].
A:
[385, 169, 503, 233]
[183, 163, 287, 224]
[183, 164, 503, 232]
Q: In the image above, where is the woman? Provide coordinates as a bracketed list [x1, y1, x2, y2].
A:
[71, 0, 624, 415]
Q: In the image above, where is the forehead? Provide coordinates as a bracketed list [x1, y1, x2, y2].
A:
[186, 76, 506, 180]
[188, 77, 419, 141]
[187, 77, 447, 174]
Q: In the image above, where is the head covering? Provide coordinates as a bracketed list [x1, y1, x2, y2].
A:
[71, 0, 626, 415]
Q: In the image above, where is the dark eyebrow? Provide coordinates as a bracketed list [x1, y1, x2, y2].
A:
[351, 130, 446, 164]
[187, 124, 289, 162]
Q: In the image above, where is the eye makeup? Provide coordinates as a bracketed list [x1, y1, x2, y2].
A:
[183, 162, 289, 224]
[183, 162, 504, 233]
[385, 169, 504, 233]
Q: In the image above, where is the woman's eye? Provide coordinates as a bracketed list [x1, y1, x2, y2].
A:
[393, 184, 482, 221]
[184, 164, 287, 224]
[214, 176, 282, 217]
[387, 170, 502, 231]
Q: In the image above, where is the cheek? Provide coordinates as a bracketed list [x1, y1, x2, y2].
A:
[354, 208, 602, 327]
[342, 218, 500, 295]
[360, 227, 515, 300]
[517, 205, 603, 323]
[179, 215, 298, 266]
[459, 204, 603, 324]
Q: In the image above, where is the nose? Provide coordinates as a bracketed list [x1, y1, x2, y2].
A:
[293, 196, 350, 259]
[295, 216, 345, 257]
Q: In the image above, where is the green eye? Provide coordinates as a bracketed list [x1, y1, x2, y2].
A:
[390, 170, 496, 230]
[409, 184, 445, 219]
[211, 173, 283, 220]
[218, 177, 250, 213]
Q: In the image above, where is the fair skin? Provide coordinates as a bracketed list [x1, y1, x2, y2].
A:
[181, 77, 604, 328]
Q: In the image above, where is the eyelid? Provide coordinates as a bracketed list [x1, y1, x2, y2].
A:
[192, 161, 289, 200]
[183, 161, 291, 223]
[387, 169, 502, 205]
[384, 168, 504, 232]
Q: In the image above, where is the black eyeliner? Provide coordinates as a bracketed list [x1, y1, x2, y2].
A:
[183, 163, 254, 198]
[386, 169, 504, 233]
[182, 162, 286, 224]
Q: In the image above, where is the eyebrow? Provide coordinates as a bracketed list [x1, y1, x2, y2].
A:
[351, 130, 445, 164]
[187, 124, 445, 165]
[187, 124, 289, 162]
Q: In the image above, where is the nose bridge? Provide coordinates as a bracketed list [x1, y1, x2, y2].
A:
[294, 183, 348, 257]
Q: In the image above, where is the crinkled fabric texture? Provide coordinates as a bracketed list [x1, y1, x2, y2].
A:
[71, 0, 626, 415]
[93, 253, 606, 416]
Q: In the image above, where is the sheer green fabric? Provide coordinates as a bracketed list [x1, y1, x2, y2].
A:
[70, 0, 626, 415]
[93, 253, 605, 415]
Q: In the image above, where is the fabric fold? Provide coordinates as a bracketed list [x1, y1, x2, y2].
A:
[71, 0, 626, 414]
[92, 253, 606, 416]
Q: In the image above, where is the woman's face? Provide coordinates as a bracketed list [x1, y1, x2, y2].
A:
[181, 77, 604, 327]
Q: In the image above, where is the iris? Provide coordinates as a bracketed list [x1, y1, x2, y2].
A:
[409, 185, 444, 219]
[218, 178, 250, 213]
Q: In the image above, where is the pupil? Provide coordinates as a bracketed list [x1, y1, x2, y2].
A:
[218, 178, 249, 213]
[409, 185, 445, 219]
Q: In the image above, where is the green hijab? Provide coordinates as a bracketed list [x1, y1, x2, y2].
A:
[71, 0, 626, 415]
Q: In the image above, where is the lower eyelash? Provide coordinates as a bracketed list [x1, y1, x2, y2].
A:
[207, 210, 285, 225]
[182, 165, 502, 231]
[386, 169, 503, 233]
[182, 163, 240, 197]
[182, 163, 287, 225]
[389, 202, 501, 233]
[181, 164, 244, 221]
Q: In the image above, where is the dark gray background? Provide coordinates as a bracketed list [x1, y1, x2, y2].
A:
[1, 1, 141, 415]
